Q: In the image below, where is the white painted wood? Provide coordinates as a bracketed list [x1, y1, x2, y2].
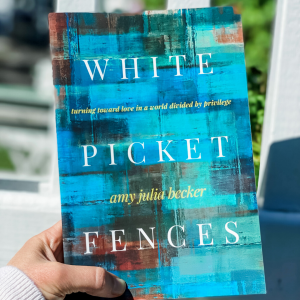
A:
[167, 0, 210, 9]
[0, 190, 61, 267]
[0, 209, 60, 267]
[258, 0, 300, 210]
[104, 1, 144, 13]
[56, 0, 104, 12]
[56, 0, 143, 13]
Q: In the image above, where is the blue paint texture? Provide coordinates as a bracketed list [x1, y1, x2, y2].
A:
[49, 7, 266, 299]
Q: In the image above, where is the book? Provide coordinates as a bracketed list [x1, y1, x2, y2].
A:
[49, 7, 266, 299]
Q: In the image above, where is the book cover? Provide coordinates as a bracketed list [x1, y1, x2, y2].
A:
[49, 7, 266, 299]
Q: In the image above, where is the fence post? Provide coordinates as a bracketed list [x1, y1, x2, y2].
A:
[56, 0, 104, 12]
[258, 0, 300, 211]
[167, 0, 210, 9]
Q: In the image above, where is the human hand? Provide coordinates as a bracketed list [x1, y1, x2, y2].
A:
[8, 221, 127, 300]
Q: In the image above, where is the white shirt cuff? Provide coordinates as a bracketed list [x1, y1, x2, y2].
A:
[0, 266, 45, 300]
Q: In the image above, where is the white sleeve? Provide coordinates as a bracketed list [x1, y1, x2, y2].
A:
[0, 266, 45, 300]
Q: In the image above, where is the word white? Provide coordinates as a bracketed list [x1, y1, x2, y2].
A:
[82, 136, 229, 167]
[83, 221, 239, 254]
[82, 54, 213, 81]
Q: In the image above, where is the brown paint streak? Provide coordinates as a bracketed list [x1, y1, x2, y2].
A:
[49, 13, 68, 58]
[213, 24, 244, 44]
[52, 59, 71, 85]
[133, 293, 164, 300]
[73, 235, 159, 271]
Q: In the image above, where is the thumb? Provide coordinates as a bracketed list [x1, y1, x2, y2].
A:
[44, 263, 127, 298]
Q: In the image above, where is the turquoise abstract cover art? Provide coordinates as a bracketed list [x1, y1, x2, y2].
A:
[49, 7, 266, 299]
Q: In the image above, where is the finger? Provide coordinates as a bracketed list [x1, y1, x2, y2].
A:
[38, 221, 64, 262]
[44, 221, 63, 245]
[57, 263, 126, 298]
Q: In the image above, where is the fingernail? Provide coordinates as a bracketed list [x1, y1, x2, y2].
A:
[113, 278, 126, 296]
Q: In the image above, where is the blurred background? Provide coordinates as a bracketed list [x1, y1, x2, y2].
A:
[0, 0, 275, 185]
[4, 1, 300, 300]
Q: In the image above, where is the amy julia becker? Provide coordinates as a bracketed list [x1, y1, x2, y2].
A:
[110, 186, 207, 205]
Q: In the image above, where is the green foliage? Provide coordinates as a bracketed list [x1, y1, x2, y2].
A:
[144, 0, 166, 10]
[0, 147, 14, 171]
[248, 91, 265, 185]
[213, 0, 276, 186]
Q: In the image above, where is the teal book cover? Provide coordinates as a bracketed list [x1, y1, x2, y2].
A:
[49, 7, 266, 299]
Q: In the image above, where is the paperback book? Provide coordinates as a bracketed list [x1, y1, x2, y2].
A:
[49, 7, 266, 299]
